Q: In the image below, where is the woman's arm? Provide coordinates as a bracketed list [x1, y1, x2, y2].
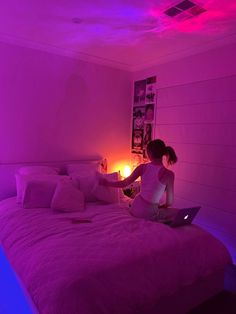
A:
[159, 171, 175, 208]
[100, 164, 144, 188]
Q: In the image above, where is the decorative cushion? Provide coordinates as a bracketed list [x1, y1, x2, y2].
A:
[70, 173, 97, 202]
[16, 174, 69, 204]
[70, 172, 119, 203]
[51, 181, 85, 212]
[22, 179, 58, 208]
[92, 172, 119, 203]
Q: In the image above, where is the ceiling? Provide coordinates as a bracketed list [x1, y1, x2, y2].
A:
[0, 0, 236, 71]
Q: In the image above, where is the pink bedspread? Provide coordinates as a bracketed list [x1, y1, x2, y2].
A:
[0, 197, 231, 314]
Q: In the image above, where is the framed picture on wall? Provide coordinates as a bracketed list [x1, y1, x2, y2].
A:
[146, 76, 156, 85]
[132, 129, 143, 151]
[143, 123, 153, 160]
[145, 85, 156, 104]
[133, 106, 145, 129]
[132, 76, 157, 161]
[143, 123, 152, 147]
[144, 104, 154, 122]
[134, 80, 146, 106]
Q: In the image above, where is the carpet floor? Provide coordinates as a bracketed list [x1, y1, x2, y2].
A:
[189, 290, 236, 313]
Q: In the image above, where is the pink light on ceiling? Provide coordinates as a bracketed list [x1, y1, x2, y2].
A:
[148, 0, 236, 34]
[0, 0, 235, 68]
[177, 2, 236, 34]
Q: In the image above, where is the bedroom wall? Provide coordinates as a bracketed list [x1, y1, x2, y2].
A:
[0, 41, 132, 170]
[133, 42, 236, 263]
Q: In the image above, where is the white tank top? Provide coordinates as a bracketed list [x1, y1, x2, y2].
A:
[140, 163, 166, 204]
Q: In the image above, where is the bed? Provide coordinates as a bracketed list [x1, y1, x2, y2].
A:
[0, 160, 232, 314]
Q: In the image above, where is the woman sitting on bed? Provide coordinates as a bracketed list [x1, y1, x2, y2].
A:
[100, 139, 177, 220]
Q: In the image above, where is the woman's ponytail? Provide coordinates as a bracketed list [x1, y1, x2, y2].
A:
[165, 146, 177, 165]
[147, 139, 178, 164]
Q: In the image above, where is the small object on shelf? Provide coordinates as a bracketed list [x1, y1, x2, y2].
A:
[123, 181, 140, 199]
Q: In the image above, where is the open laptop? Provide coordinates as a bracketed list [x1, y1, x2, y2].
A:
[163, 206, 201, 227]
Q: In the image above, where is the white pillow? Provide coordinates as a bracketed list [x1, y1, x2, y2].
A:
[51, 181, 85, 212]
[17, 166, 60, 175]
[66, 163, 100, 176]
[70, 173, 97, 202]
[92, 172, 119, 203]
[16, 174, 69, 204]
[23, 179, 58, 208]
[70, 172, 120, 203]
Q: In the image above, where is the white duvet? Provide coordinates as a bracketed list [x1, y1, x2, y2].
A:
[0, 197, 231, 314]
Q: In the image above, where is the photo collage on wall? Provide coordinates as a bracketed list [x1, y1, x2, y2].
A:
[131, 76, 157, 165]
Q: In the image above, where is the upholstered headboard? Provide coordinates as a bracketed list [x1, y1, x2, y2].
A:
[0, 156, 105, 201]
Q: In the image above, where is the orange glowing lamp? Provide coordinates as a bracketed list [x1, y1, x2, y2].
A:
[123, 165, 132, 178]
